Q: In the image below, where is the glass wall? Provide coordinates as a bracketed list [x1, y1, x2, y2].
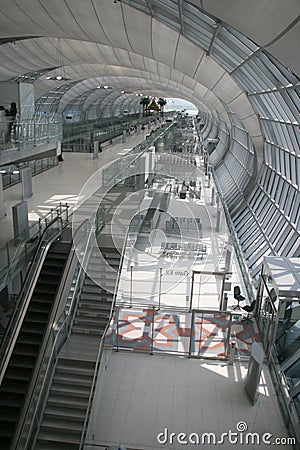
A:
[256, 257, 300, 445]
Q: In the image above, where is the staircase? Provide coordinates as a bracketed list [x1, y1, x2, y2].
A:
[73, 246, 120, 336]
[33, 242, 121, 449]
[0, 240, 71, 450]
[34, 357, 95, 450]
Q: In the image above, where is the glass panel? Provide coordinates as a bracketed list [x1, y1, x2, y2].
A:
[276, 303, 300, 362]
[191, 312, 229, 359]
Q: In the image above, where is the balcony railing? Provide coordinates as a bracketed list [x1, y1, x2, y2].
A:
[0, 116, 62, 153]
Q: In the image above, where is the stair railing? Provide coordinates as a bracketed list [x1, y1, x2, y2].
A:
[14, 219, 94, 450]
[79, 216, 130, 450]
[0, 208, 69, 386]
[0, 203, 69, 293]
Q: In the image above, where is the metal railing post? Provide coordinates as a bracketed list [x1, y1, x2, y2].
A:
[188, 309, 195, 357]
[189, 271, 195, 311]
[158, 267, 162, 309]
[130, 265, 133, 308]
[116, 307, 120, 352]
[150, 307, 155, 355]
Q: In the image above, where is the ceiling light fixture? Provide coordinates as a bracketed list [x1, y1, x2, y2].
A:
[45, 38, 71, 81]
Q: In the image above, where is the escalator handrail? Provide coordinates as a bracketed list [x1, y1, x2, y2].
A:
[0, 216, 67, 385]
[15, 219, 94, 450]
[0, 203, 69, 292]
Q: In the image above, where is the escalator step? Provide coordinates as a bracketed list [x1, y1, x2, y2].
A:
[28, 301, 53, 313]
[0, 391, 23, 407]
[38, 276, 61, 285]
[18, 331, 43, 345]
[25, 310, 51, 323]
[22, 321, 47, 333]
[40, 266, 62, 275]
[9, 354, 36, 368]
[0, 420, 15, 437]
[0, 378, 29, 394]
[5, 366, 32, 381]
[14, 342, 39, 357]
[34, 286, 57, 295]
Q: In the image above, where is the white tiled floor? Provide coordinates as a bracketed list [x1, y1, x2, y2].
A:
[85, 352, 292, 450]
[0, 127, 156, 246]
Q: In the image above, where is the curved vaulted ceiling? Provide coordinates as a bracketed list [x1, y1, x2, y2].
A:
[0, 1, 298, 168]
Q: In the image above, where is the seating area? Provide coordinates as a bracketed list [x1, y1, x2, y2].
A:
[233, 285, 245, 310]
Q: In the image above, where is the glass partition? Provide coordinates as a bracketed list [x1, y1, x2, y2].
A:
[0, 117, 62, 153]
[110, 305, 252, 360]
[0, 203, 69, 295]
[257, 257, 300, 447]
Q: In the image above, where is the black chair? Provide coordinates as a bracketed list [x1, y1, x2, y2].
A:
[233, 286, 245, 310]
[242, 300, 256, 323]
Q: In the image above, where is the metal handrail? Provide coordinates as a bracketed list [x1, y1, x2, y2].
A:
[0, 214, 68, 385]
[0, 203, 69, 292]
[79, 314, 115, 450]
[11, 226, 76, 450]
[79, 206, 131, 449]
[15, 219, 94, 450]
[211, 170, 256, 303]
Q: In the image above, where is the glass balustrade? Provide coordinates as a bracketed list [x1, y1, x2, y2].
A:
[0, 117, 62, 153]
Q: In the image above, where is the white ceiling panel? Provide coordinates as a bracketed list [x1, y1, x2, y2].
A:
[241, 115, 262, 138]
[37, 0, 91, 41]
[213, 72, 243, 103]
[228, 93, 257, 119]
[143, 57, 158, 74]
[96, 47, 121, 67]
[129, 53, 146, 71]
[202, 0, 300, 46]
[194, 56, 226, 89]
[65, 40, 96, 64]
[174, 36, 203, 78]
[0, 1, 45, 36]
[63, 0, 113, 44]
[251, 136, 264, 159]
[152, 20, 179, 67]
[91, 0, 132, 50]
[183, 75, 196, 91]
[170, 68, 184, 84]
[267, 23, 300, 77]
[193, 83, 209, 99]
[113, 49, 133, 69]
[122, 4, 153, 57]
[203, 90, 222, 110]
[157, 62, 171, 80]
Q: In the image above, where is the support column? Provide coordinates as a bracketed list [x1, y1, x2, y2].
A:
[21, 167, 33, 200]
[225, 244, 233, 273]
[12, 200, 29, 239]
[93, 140, 99, 159]
[122, 130, 126, 143]
[0, 174, 6, 219]
[216, 198, 222, 232]
[211, 186, 216, 206]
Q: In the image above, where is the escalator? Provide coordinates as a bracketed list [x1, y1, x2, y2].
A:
[0, 238, 72, 450]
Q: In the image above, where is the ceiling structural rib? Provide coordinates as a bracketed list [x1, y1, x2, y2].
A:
[0, 33, 263, 154]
